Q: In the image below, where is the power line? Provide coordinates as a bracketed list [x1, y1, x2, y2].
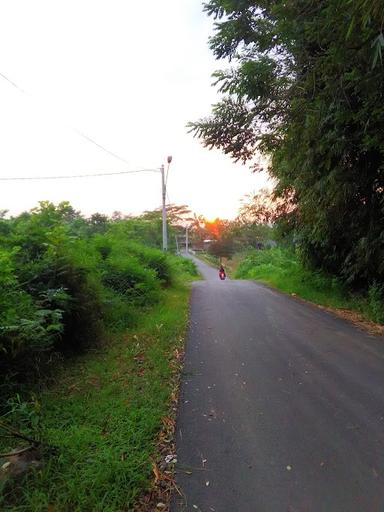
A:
[0, 72, 26, 94]
[0, 71, 130, 166]
[0, 168, 160, 181]
[70, 129, 131, 165]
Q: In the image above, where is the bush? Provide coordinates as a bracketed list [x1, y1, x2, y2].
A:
[126, 243, 172, 285]
[104, 224, 173, 285]
[0, 248, 65, 360]
[170, 255, 199, 277]
[101, 254, 160, 306]
[52, 258, 103, 353]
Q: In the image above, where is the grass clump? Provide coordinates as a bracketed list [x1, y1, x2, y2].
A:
[168, 254, 200, 278]
[235, 246, 384, 324]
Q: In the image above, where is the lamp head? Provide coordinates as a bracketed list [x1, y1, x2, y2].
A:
[167, 155, 172, 164]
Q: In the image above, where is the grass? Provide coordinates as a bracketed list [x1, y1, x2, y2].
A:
[0, 277, 192, 511]
[235, 246, 384, 325]
[193, 251, 220, 268]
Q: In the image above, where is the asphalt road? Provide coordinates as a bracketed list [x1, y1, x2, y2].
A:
[171, 256, 384, 512]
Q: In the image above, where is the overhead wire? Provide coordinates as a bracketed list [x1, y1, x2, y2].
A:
[0, 72, 26, 94]
[0, 71, 131, 167]
[0, 168, 160, 181]
[0, 70, 169, 214]
[67, 128, 130, 166]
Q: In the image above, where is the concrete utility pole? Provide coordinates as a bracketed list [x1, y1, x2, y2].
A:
[161, 156, 172, 252]
[185, 225, 189, 253]
[161, 164, 167, 251]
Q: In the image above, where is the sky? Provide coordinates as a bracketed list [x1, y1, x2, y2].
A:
[0, 0, 269, 220]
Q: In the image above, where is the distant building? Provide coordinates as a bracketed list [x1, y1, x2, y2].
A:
[203, 239, 214, 251]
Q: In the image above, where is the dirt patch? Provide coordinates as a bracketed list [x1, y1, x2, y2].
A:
[287, 291, 384, 336]
[320, 305, 384, 336]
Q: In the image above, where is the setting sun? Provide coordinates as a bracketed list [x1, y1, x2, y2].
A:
[204, 216, 219, 224]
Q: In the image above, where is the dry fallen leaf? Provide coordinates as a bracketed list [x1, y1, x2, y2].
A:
[152, 463, 161, 484]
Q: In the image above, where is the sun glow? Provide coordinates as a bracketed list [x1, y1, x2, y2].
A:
[204, 216, 219, 224]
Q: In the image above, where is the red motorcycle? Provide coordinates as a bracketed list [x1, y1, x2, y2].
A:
[219, 270, 226, 280]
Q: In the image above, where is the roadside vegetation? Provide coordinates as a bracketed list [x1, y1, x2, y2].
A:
[0, 201, 198, 510]
[187, 1, 384, 326]
[188, 192, 384, 326]
[235, 247, 384, 325]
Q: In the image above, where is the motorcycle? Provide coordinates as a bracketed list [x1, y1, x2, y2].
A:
[219, 270, 226, 280]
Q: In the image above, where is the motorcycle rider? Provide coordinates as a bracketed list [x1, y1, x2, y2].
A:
[219, 264, 226, 278]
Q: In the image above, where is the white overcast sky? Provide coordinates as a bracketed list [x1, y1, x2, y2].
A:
[0, 0, 269, 220]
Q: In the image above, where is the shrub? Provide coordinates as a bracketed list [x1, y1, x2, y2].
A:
[0, 248, 65, 360]
[102, 254, 159, 304]
[103, 225, 173, 286]
[170, 255, 199, 277]
[51, 258, 103, 353]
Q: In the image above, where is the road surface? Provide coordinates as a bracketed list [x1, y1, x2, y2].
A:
[171, 256, 384, 512]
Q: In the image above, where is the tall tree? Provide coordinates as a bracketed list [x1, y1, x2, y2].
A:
[190, 0, 384, 286]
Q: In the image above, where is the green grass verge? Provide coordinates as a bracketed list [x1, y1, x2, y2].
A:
[0, 279, 192, 511]
[192, 251, 220, 268]
[235, 247, 384, 324]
